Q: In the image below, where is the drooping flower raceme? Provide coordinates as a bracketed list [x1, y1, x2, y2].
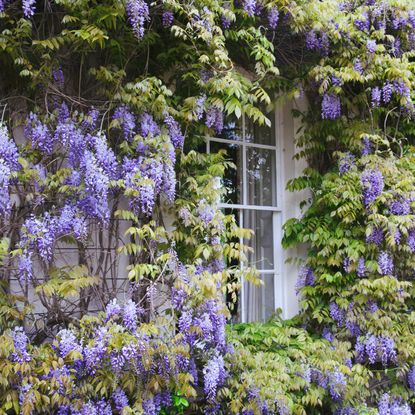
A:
[321, 93, 341, 119]
[360, 169, 384, 207]
[126, 0, 149, 39]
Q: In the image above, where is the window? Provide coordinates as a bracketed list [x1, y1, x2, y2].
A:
[206, 108, 284, 322]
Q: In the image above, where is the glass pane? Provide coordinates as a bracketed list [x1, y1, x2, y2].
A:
[218, 116, 243, 141]
[244, 210, 274, 270]
[244, 273, 275, 322]
[245, 111, 275, 145]
[210, 141, 243, 204]
[246, 147, 277, 206]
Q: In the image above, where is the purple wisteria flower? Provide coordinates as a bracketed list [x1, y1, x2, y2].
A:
[355, 11, 370, 31]
[295, 266, 315, 294]
[366, 226, 383, 245]
[408, 230, 415, 252]
[361, 136, 372, 156]
[205, 106, 224, 135]
[10, 327, 31, 363]
[390, 197, 410, 215]
[113, 105, 136, 141]
[354, 58, 363, 75]
[164, 114, 184, 148]
[357, 257, 366, 277]
[242, 0, 256, 17]
[162, 11, 174, 28]
[203, 354, 226, 401]
[378, 251, 393, 275]
[382, 81, 393, 103]
[329, 369, 346, 401]
[321, 93, 341, 120]
[267, 7, 279, 30]
[408, 365, 415, 391]
[330, 302, 345, 327]
[371, 87, 381, 107]
[367, 39, 376, 54]
[126, 0, 149, 39]
[22, 0, 35, 18]
[360, 169, 384, 207]
[339, 152, 355, 174]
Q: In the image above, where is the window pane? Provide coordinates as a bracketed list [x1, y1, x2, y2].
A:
[245, 112, 275, 145]
[244, 210, 274, 270]
[246, 147, 277, 206]
[210, 141, 243, 204]
[218, 117, 243, 141]
[244, 273, 275, 322]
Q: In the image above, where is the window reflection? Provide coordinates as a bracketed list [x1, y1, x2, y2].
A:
[247, 147, 276, 206]
[210, 141, 243, 205]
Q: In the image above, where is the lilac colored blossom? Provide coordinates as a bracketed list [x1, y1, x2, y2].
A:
[346, 319, 361, 337]
[82, 108, 99, 131]
[83, 328, 108, 375]
[321, 93, 341, 120]
[18, 250, 33, 283]
[221, 14, 231, 29]
[19, 383, 34, 411]
[295, 266, 315, 293]
[378, 394, 412, 415]
[371, 87, 381, 107]
[354, 11, 370, 31]
[53, 68, 65, 89]
[25, 112, 54, 154]
[306, 31, 330, 56]
[366, 299, 378, 313]
[393, 80, 411, 99]
[197, 200, 215, 224]
[203, 354, 226, 401]
[242, 0, 256, 17]
[22, 0, 36, 18]
[57, 329, 82, 358]
[343, 256, 351, 272]
[113, 105, 136, 141]
[164, 114, 184, 148]
[354, 58, 363, 75]
[322, 327, 334, 342]
[91, 133, 118, 179]
[408, 230, 415, 252]
[355, 338, 365, 362]
[329, 369, 346, 401]
[365, 334, 378, 363]
[140, 113, 160, 138]
[360, 169, 384, 207]
[162, 10, 174, 28]
[366, 226, 383, 245]
[367, 39, 376, 54]
[163, 162, 176, 202]
[394, 229, 401, 245]
[0, 124, 21, 171]
[195, 94, 206, 120]
[379, 336, 397, 366]
[378, 251, 393, 275]
[361, 136, 372, 156]
[205, 106, 224, 135]
[267, 7, 279, 30]
[408, 365, 415, 391]
[179, 309, 192, 333]
[105, 299, 121, 321]
[339, 152, 355, 174]
[10, 327, 31, 363]
[332, 76, 342, 86]
[126, 0, 149, 39]
[123, 299, 139, 331]
[357, 257, 365, 278]
[390, 197, 410, 215]
[0, 161, 11, 216]
[329, 302, 345, 327]
[382, 81, 393, 103]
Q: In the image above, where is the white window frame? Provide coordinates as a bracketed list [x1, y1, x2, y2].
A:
[206, 105, 285, 322]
